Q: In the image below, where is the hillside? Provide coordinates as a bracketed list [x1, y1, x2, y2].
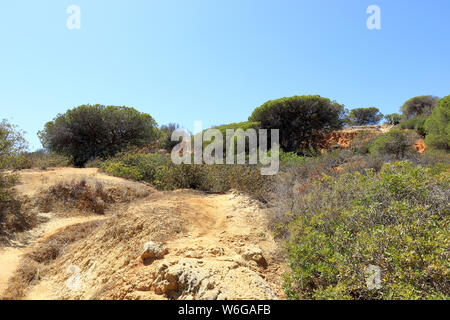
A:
[0, 168, 285, 300]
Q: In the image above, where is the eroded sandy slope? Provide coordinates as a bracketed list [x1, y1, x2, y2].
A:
[1, 168, 285, 300]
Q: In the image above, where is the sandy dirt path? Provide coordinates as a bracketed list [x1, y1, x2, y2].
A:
[0, 215, 105, 296]
[0, 168, 116, 297]
[1, 168, 285, 300]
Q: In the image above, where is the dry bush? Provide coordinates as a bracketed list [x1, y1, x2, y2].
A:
[0, 173, 38, 243]
[102, 152, 273, 202]
[10, 151, 70, 170]
[179, 164, 274, 202]
[269, 149, 446, 238]
[349, 130, 379, 154]
[2, 260, 41, 300]
[0, 199, 38, 237]
[27, 220, 103, 264]
[38, 179, 114, 215]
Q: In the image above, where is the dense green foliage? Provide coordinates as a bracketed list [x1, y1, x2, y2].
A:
[401, 96, 439, 120]
[384, 113, 403, 125]
[0, 120, 34, 238]
[101, 152, 272, 201]
[283, 161, 449, 299]
[0, 120, 28, 169]
[11, 150, 71, 170]
[39, 105, 159, 167]
[348, 107, 383, 125]
[199, 121, 261, 155]
[425, 95, 450, 150]
[399, 117, 427, 136]
[369, 129, 419, 158]
[249, 95, 345, 152]
[210, 121, 261, 134]
[349, 131, 379, 154]
[101, 152, 181, 190]
[0, 120, 23, 203]
[0, 172, 17, 202]
[159, 123, 181, 150]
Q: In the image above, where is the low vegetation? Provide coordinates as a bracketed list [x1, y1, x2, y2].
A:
[38, 179, 113, 215]
[0, 120, 37, 240]
[279, 161, 449, 299]
[1, 92, 449, 300]
[101, 152, 273, 202]
[425, 95, 450, 151]
[0, 173, 37, 241]
[37, 178, 149, 215]
[0, 119, 28, 170]
[369, 129, 419, 159]
[399, 117, 427, 137]
[10, 150, 70, 170]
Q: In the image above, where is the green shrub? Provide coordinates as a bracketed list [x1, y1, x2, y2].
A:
[249, 95, 346, 152]
[179, 164, 272, 200]
[84, 157, 105, 168]
[101, 152, 273, 201]
[198, 121, 261, 156]
[10, 154, 33, 170]
[12, 150, 70, 170]
[0, 172, 36, 240]
[159, 123, 181, 150]
[399, 117, 428, 136]
[349, 130, 379, 154]
[0, 172, 17, 202]
[425, 95, 450, 151]
[369, 129, 418, 158]
[102, 152, 183, 190]
[283, 161, 449, 300]
[0, 120, 28, 169]
[279, 151, 306, 165]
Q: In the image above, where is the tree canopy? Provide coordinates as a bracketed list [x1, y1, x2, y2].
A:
[248, 95, 345, 152]
[348, 107, 384, 125]
[401, 95, 439, 119]
[384, 113, 403, 125]
[159, 123, 181, 150]
[424, 95, 450, 150]
[39, 105, 159, 166]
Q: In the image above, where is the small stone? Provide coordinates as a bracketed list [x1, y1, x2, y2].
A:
[207, 246, 224, 256]
[241, 245, 268, 268]
[141, 241, 168, 261]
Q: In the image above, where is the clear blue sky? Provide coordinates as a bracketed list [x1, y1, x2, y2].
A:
[1, 0, 449, 150]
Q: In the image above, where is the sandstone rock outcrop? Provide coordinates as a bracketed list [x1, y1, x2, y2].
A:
[141, 241, 168, 261]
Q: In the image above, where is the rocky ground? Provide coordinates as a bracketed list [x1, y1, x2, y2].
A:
[0, 168, 285, 300]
